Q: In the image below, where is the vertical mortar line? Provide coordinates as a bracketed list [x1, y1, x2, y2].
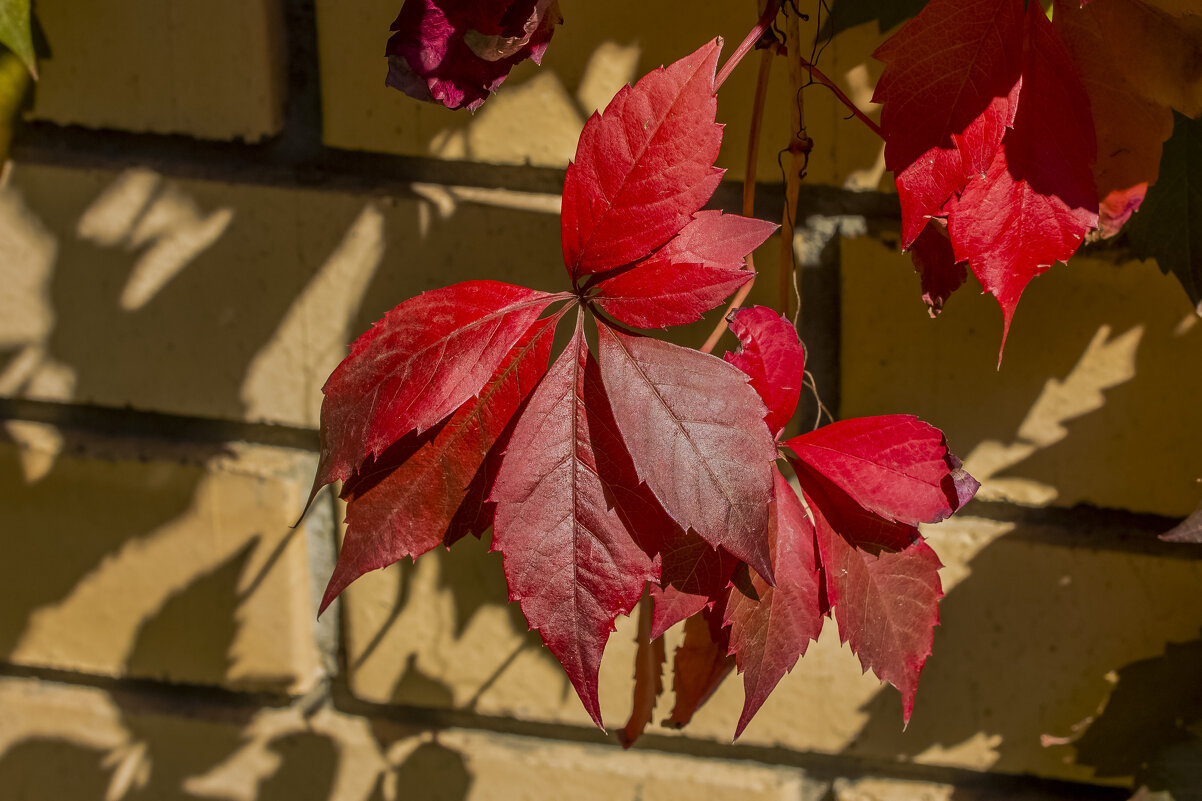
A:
[302, 482, 343, 694]
[277, 0, 324, 163]
[794, 218, 843, 429]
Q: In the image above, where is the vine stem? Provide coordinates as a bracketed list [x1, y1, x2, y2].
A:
[715, 0, 782, 90]
[780, 7, 807, 323]
[701, 43, 775, 355]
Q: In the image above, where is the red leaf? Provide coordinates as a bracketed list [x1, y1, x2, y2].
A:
[591, 262, 752, 330]
[723, 306, 805, 438]
[386, 0, 561, 111]
[319, 317, 558, 613]
[619, 592, 666, 749]
[596, 322, 777, 583]
[650, 528, 739, 639]
[786, 415, 978, 526]
[1054, 0, 1176, 238]
[947, 4, 1099, 355]
[908, 220, 968, 317]
[873, 0, 1024, 247]
[490, 317, 657, 727]
[561, 40, 725, 279]
[724, 469, 823, 737]
[802, 481, 943, 724]
[311, 281, 561, 500]
[656, 210, 779, 272]
[664, 602, 734, 729]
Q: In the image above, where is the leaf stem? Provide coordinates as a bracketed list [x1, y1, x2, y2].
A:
[701, 44, 775, 355]
[796, 54, 884, 140]
[715, 0, 782, 90]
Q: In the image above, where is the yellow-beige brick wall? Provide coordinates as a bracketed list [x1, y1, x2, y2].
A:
[1, 1, 1199, 799]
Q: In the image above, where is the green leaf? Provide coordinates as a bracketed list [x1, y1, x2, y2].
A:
[0, 0, 35, 78]
[1126, 111, 1202, 316]
[820, 0, 929, 40]
[0, 47, 30, 161]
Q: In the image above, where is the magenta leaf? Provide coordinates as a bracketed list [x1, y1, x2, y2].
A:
[724, 469, 823, 737]
[723, 306, 806, 438]
[489, 317, 657, 727]
[650, 528, 739, 639]
[561, 39, 724, 279]
[310, 281, 562, 500]
[386, 0, 562, 111]
[786, 415, 977, 526]
[320, 317, 558, 613]
[596, 321, 777, 583]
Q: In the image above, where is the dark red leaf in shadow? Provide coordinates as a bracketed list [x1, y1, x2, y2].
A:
[490, 317, 657, 728]
[663, 601, 734, 729]
[724, 468, 823, 737]
[947, 3, 1098, 357]
[386, 0, 562, 111]
[619, 592, 666, 749]
[596, 322, 776, 583]
[908, 219, 968, 317]
[873, 0, 1024, 247]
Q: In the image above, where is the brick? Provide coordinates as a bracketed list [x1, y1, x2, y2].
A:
[0, 676, 818, 801]
[315, 0, 887, 186]
[0, 162, 563, 426]
[29, 0, 286, 140]
[0, 428, 324, 694]
[341, 512, 1202, 785]
[839, 236, 1202, 517]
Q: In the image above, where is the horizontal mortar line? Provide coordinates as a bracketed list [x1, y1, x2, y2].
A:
[0, 664, 1124, 798]
[329, 687, 1126, 800]
[0, 662, 296, 723]
[0, 397, 319, 451]
[0, 397, 1188, 557]
[962, 498, 1192, 555]
[11, 121, 904, 223]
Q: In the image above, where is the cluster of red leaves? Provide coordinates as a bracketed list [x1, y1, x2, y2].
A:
[309, 39, 978, 737]
[386, 0, 562, 110]
[874, 0, 1202, 354]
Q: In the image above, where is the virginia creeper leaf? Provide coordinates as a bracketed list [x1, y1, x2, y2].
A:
[490, 318, 657, 727]
[786, 415, 978, 526]
[1054, 0, 1175, 238]
[724, 469, 823, 737]
[664, 602, 734, 729]
[908, 220, 967, 316]
[320, 317, 558, 613]
[873, 0, 1024, 247]
[561, 39, 724, 278]
[1126, 112, 1202, 315]
[723, 306, 806, 438]
[596, 322, 776, 583]
[655, 211, 779, 273]
[591, 261, 752, 330]
[947, 3, 1099, 355]
[650, 528, 739, 639]
[619, 592, 666, 748]
[801, 479, 943, 724]
[311, 281, 560, 501]
[386, 0, 561, 111]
